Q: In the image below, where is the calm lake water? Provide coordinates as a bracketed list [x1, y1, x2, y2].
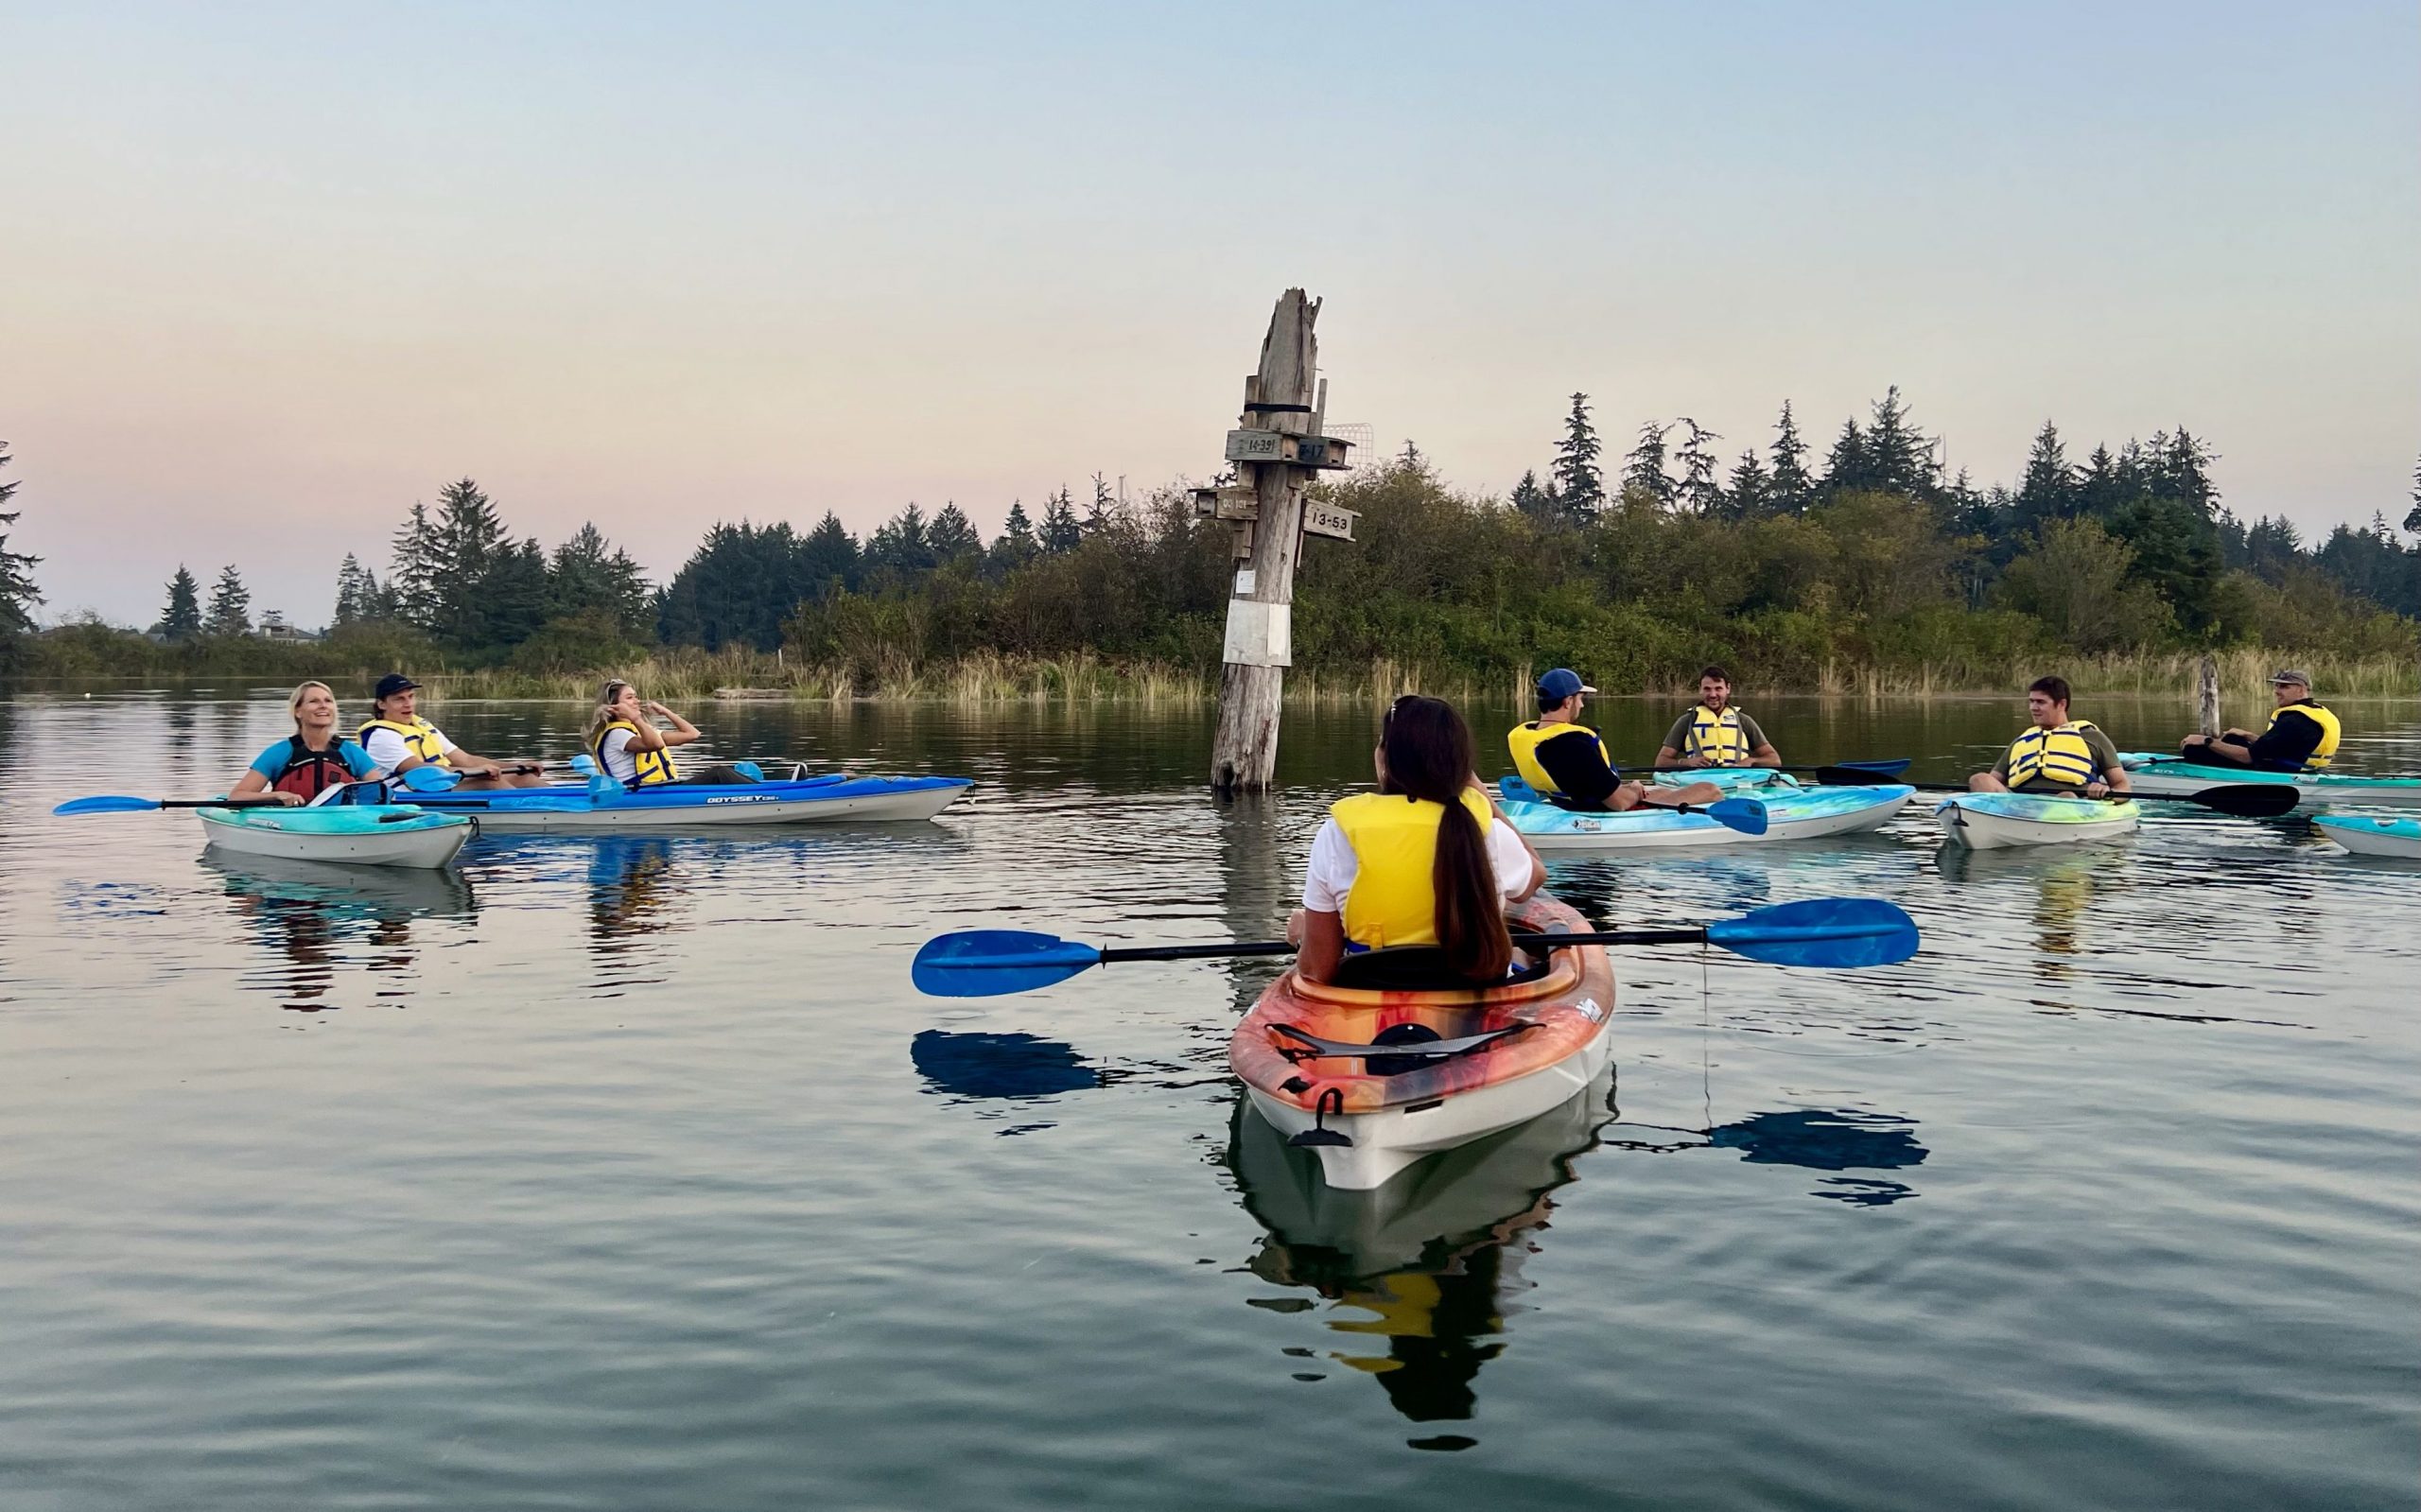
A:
[2, 688, 2415, 1510]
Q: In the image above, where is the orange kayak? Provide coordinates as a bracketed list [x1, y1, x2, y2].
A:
[1228, 894, 1616, 1190]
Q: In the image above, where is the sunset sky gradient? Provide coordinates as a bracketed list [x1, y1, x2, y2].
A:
[6, 1, 2415, 625]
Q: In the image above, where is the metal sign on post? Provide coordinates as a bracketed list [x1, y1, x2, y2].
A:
[1301, 500, 1358, 541]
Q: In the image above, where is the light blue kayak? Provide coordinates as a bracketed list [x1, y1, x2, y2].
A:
[1933, 791, 2141, 850]
[398, 773, 970, 833]
[2119, 754, 2421, 808]
[1499, 775, 1914, 851]
[197, 804, 471, 868]
[2311, 812, 2421, 858]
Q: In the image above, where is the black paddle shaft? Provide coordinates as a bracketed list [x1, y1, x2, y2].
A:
[1094, 928, 1704, 965]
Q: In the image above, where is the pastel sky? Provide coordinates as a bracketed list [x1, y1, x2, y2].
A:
[6, 1, 2415, 626]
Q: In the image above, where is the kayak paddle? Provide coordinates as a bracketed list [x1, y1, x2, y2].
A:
[54, 794, 293, 815]
[912, 896, 1921, 998]
[1784, 759, 1910, 777]
[1811, 770, 2297, 817]
[1496, 773, 1769, 835]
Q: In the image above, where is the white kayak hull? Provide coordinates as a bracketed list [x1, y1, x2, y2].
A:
[1244, 1032, 1615, 1191]
[2312, 813, 2421, 858]
[197, 808, 471, 869]
[1934, 792, 2141, 850]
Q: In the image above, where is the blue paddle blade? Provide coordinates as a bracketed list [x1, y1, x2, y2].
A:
[732, 760, 765, 781]
[1834, 758, 1912, 776]
[400, 766, 460, 792]
[913, 930, 1107, 998]
[1498, 773, 1544, 804]
[1706, 797, 1769, 836]
[52, 795, 162, 815]
[568, 754, 600, 776]
[1707, 897, 1920, 967]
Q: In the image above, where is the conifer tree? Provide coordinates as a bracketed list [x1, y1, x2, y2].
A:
[389, 500, 441, 629]
[0, 441, 39, 635]
[1822, 419, 1872, 495]
[2078, 444, 2120, 518]
[2015, 422, 2077, 531]
[1399, 439, 1428, 472]
[927, 502, 983, 565]
[866, 503, 934, 581]
[2406, 449, 2421, 536]
[548, 524, 651, 635]
[1674, 418, 1724, 513]
[1621, 420, 1675, 508]
[1724, 449, 1769, 521]
[1862, 386, 1933, 497]
[425, 478, 514, 649]
[205, 565, 252, 636]
[1087, 473, 1118, 533]
[800, 512, 861, 597]
[157, 565, 203, 641]
[1510, 469, 1559, 525]
[991, 500, 1039, 574]
[1039, 487, 1083, 553]
[1551, 393, 1605, 519]
[1767, 402, 1813, 514]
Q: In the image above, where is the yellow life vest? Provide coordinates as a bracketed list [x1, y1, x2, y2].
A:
[1686, 705, 1751, 765]
[357, 717, 451, 768]
[1505, 721, 1613, 796]
[2005, 720, 2102, 790]
[1331, 789, 1494, 950]
[2266, 702, 2340, 770]
[591, 718, 679, 788]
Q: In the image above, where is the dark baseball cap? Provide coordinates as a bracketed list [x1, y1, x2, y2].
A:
[1537, 668, 1596, 700]
[373, 673, 422, 700]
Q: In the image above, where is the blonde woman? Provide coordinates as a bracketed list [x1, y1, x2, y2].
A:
[585, 680, 758, 789]
[227, 681, 386, 805]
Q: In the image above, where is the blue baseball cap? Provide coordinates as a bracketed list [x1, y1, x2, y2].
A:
[1537, 669, 1596, 700]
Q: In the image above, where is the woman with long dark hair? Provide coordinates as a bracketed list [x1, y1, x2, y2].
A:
[1292, 694, 1543, 984]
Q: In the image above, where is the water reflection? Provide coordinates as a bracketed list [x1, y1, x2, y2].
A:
[583, 838, 684, 948]
[204, 854, 476, 1014]
[1226, 1076, 1612, 1440]
[909, 1029, 1128, 1137]
[1610, 1107, 1928, 1207]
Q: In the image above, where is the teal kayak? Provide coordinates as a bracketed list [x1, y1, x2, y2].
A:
[2119, 754, 2421, 808]
[2311, 812, 2421, 858]
[197, 804, 471, 869]
[1933, 791, 2140, 850]
[1500, 774, 1913, 851]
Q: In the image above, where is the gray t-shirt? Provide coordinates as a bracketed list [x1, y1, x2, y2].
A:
[1662, 708, 1769, 763]
[1990, 723, 2121, 791]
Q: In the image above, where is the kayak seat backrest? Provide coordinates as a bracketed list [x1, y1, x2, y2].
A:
[1332, 946, 1558, 993]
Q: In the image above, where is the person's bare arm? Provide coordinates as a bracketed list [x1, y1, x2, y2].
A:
[1652, 745, 1696, 771]
[1296, 910, 1346, 984]
[227, 770, 299, 805]
[632, 704, 704, 751]
[1750, 741, 1782, 767]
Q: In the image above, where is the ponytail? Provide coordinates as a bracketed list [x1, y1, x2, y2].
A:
[1380, 695, 1514, 982]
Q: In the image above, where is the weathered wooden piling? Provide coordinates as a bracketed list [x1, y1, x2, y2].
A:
[1205, 289, 1357, 791]
[2197, 654, 2221, 737]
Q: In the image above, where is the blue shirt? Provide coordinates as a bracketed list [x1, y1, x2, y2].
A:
[249, 738, 380, 780]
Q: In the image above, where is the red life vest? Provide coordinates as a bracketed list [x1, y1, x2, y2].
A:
[270, 738, 359, 801]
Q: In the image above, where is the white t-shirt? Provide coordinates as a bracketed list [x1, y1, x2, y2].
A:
[359, 721, 452, 773]
[1301, 809, 1537, 915]
[597, 726, 640, 785]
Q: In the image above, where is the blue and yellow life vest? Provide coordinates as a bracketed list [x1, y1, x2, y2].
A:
[592, 718, 679, 789]
[2005, 720, 2103, 790]
[357, 717, 450, 768]
[1506, 721, 1612, 797]
[1331, 789, 1493, 950]
[2267, 701, 2340, 770]
[1685, 705, 1751, 766]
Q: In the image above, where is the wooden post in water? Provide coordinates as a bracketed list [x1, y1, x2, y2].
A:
[1206, 289, 1358, 791]
[2197, 653, 2221, 737]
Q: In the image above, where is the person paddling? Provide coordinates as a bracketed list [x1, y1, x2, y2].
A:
[1291, 695, 1546, 985]
[357, 673, 547, 790]
[1968, 675, 2131, 797]
[225, 681, 386, 806]
[584, 679, 761, 788]
[1507, 668, 1724, 813]
[1654, 665, 1781, 771]
[2178, 669, 2341, 772]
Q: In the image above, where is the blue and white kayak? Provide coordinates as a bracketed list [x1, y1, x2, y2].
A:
[2118, 754, 2421, 808]
[398, 773, 970, 834]
[2310, 812, 2421, 858]
[198, 804, 471, 869]
[1500, 776, 1913, 852]
[1933, 791, 2140, 850]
